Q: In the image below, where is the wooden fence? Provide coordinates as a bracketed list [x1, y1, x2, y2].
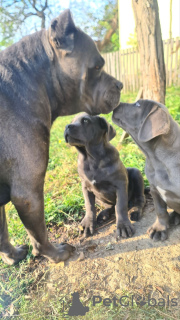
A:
[102, 37, 180, 93]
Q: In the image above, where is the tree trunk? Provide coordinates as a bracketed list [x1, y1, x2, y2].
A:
[41, 13, 46, 29]
[132, 0, 166, 104]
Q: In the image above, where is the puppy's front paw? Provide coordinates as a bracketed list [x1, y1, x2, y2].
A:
[79, 216, 96, 238]
[116, 219, 135, 240]
[128, 207, 142, 221]
[147, 217, 169, 241]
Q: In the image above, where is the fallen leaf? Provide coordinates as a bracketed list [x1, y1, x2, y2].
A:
[155, 286, 164, 294]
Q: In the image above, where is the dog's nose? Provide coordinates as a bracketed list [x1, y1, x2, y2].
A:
[66, 124, 74, 130]
[116, 81, 123, 91]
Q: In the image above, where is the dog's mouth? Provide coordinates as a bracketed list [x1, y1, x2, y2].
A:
[112, 113, 121, 126]
[103, 90, 121, 112]
[112, 103, 123, 124]
[103, 98, 121, 114]
[112, 106, 128, 132]
[112, 115, 127, 131]
[86, 111, 99, 116]
[112, 114, 121, 122]
[90, 112, 99, 116]
[65, 133, 84, 146]
[64, 133, 68, 143]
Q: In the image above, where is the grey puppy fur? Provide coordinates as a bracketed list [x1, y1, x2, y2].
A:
[64, 114, 145, 239]
[0, 9, 123, 265]
[112, 99, 180, 241]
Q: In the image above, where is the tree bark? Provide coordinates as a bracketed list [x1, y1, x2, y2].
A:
[132, 0, 166, 104]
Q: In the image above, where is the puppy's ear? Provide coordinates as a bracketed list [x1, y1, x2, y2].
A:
[98, 117, 116, 141]
[50, 9, 76, 53]
[107, 124, 116, 141]
[138, 105, 170, 142]
[98, 117, 108, 133]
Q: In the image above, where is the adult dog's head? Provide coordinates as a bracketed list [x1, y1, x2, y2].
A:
[47, 10, 123, 116]
[64, 113, 116, 149]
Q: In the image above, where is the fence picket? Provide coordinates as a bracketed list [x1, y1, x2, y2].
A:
[102, 37, 180, 93]
[126, 49, 129, 92]
[103, 53, 107, 72]
[136, 49, 139, 89]
[121, 50, 126, 92]
[119, 50, 122, 82]
[174, 38, 178, 84]
[131, 48, 136, 92]
[128, 49, 131, 91]
[169, 38, 174, 85]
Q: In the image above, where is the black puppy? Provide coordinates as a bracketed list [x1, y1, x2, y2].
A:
[64, 114, 145, 239]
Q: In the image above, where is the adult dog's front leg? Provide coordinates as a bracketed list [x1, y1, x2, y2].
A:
[147, 187, 169, 241]
[12, 189, 75, 263]
[0, 206, 28, 265]
[80, 183, 96, 238]
[116, 184, 135, 239]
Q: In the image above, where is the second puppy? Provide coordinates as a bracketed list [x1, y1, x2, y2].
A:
[64, 114, 145, 239]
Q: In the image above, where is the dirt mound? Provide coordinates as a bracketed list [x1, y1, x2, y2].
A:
[42, 194, 180, 307]
[20, 194, 180, 319]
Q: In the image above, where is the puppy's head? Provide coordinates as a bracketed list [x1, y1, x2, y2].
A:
[64, 113, 116, 148]
[112, 100, 170, 142]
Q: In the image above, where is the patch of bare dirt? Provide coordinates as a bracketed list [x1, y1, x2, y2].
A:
[28, 194, 180, 311]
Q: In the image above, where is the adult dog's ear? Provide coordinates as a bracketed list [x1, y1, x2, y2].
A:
[138, 105, 170, 142]
[99, 117, 116, 141]
[50, 9, 76, 53]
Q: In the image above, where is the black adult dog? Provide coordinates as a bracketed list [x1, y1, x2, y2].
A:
[64, 114, 145, 239]
[0, 10, 123, 265]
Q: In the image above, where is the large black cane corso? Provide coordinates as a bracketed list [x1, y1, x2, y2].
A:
[0, 9, 122, 265]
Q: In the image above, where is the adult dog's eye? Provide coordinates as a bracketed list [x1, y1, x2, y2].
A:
[95, 66, 100, 70]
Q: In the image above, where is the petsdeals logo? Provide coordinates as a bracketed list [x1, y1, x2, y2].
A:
[61, 292, 178, 317]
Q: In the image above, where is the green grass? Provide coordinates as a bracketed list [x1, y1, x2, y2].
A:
[13, 291, 180, 320]
[0, 86, 180, 318]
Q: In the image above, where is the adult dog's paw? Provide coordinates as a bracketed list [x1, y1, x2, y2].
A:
[79, 216, 96, 238]
[47, 243, 76, 263]
[1, 244, 29, 265]
[116, 219, 135, 240]
[147, 217, 169, 241]
[34, 242, 75, 263]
